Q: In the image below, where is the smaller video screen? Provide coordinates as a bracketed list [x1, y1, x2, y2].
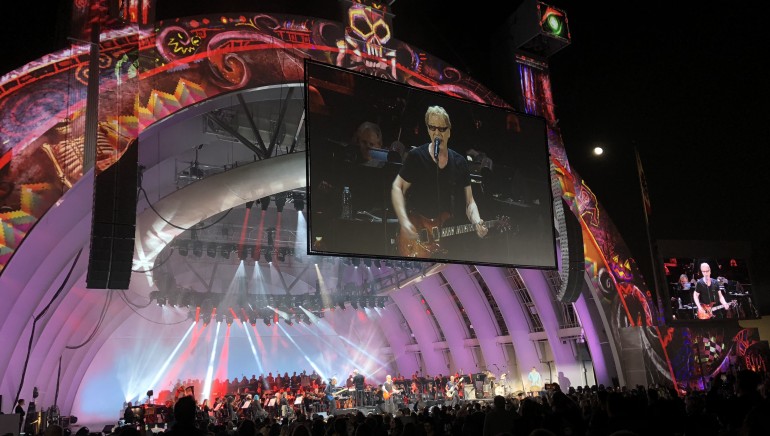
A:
[664, 257, 758, 322]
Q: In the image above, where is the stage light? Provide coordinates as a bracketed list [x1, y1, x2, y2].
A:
[245, 200, 254, 209]
[292, 192, 305, 211]
[593, 146, 604, 156]
[350, 299, 359, 310]
[182, 293, 194, 307]
[277, 248, 287, 262]
[263, 317, 271, 326]
[260, 196, 271, 211]
[374, 260, 381, 268]
[177, 240, 189, 257]
[192, 240, 203, 257]
[285, 318, 294, 326]
[363, 258, 372, 268]
[338, 300, 345, 310]
[263, 248, 272, 263]
[540, 5, 569, 39]
[274, 195, 286, 213]
[221, 244, 232, 259]
[377, 297, 386, 309]
[225, 315, 233, 326]
[207, 244, 217, 258]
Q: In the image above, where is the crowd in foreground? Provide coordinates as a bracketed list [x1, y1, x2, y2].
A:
[31, 369, 770, 436]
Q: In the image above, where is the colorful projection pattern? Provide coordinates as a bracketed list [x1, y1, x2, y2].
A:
[0, 12, 506, 274]
[1, 9, 756, 387]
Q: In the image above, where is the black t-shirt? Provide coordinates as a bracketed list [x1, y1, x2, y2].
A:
[353, 374, 365, 390]
[695, 278, 720, 304]
[399, 144, 471, 220]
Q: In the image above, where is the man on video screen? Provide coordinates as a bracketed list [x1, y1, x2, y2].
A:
[391, 105, 487, 259]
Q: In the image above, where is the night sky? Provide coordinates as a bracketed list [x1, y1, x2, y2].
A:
[2, 1, 768, 308]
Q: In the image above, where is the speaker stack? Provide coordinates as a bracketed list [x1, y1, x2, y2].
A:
[86, 142, 138, 290]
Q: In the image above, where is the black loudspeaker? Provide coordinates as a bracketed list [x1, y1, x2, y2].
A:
[556, 198, 585, 303]
[86, 141, 138, 289]
[102, 424, 115, 434]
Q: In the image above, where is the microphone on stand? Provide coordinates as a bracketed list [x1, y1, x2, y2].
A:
[433, 137, 441, 160]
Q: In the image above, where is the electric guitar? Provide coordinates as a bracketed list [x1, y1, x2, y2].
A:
[397, 212, 512, 258]
[382, 387, 401, 400]
[325, 388, 347, 401]
[445, 384, 457, 399]
[697, 301, 737, 319]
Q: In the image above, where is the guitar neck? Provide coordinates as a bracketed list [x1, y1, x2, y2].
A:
[440, 220, 499, 238]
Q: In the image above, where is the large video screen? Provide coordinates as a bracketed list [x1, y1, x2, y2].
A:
[663, 257, 758, 322]
[305, 61, 556, 268]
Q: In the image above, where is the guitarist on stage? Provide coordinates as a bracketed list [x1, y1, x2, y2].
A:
[382, 374, 399, 415]
[445, 375, 460, 407]
[325, 377, 339, 416]
[694, 262, 732, 320]
[392, 105, 487, 258]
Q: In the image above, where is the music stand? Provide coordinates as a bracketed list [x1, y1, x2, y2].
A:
[241, 400, 251, 409]
[294, 396, 303, 405]
[267, 398, 276, 407]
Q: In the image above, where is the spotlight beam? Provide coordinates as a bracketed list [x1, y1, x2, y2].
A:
[240, 322, 264, 375]
[142, 322, 196, 399]
[202, 322, 222, 400]
[276, 322, 325, 380]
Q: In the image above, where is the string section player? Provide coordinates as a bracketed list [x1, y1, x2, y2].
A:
[391, 105, 488, 258]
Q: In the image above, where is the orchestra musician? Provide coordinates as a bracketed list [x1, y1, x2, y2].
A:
[352, 369, 366, 407]
[274, 390, 290, 420]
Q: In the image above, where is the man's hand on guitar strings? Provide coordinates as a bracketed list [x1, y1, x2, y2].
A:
[475, 220, 488, 238]
[401, 220, 419, 240]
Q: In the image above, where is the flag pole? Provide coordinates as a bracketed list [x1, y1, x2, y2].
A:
[634, 145, 663, 318]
